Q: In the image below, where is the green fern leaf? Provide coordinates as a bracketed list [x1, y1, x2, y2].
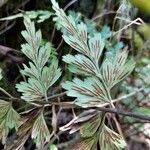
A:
[52, 0, 90, 55]
[21, 62, 40, 79]
[51, 0, 77, 34]
[32, 112, 50, 149]
[52, 0, 105, 63]
[100, 49, 135, 89]
[36, 43, 51, 69]
[71, 137, 97, 150]
[99, 125, 126, 150]
[16, 78, 45, 101]
[63, 33, 104, 76]
[63, 54, 100, 76]
[65, 111, 99, 150]
[0, 100, 20, 144]
[62, 77, 109, 106]
[88, 33, 104, 64]
[0, 100, 9, 120]
[79, 112, 102, 137]
[21, 18, 42, 63]
[41, 58, 61, 90]
[16, 17, 61, 102]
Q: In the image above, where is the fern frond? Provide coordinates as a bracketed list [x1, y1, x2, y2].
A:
[99, 124, 126, 150]
[52, 0, 135, 106]
[0, 100, 20, 144]
[51, 1, 130, 149]
[52, 0, 104, 65]
[16, 17, 61, 102]
[32, 112, 50, 149]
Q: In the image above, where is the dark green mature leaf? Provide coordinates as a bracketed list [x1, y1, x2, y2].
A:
[99, 124, 126, 150]
[0, 100, 20, 144]
[32, 112, 50, 149]
[100, 49, 135, 89]
[62, 77, 109, 106]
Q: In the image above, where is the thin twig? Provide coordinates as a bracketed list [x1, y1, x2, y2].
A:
[63, 0, 77, 11]
[92, 11, 119, 21]
[43, 92, 67, 101]
[0, 21, 16, 35]
[94, 107, 150, 121]
[0, 87, 15, 99]
[113, 18, 144, 36]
